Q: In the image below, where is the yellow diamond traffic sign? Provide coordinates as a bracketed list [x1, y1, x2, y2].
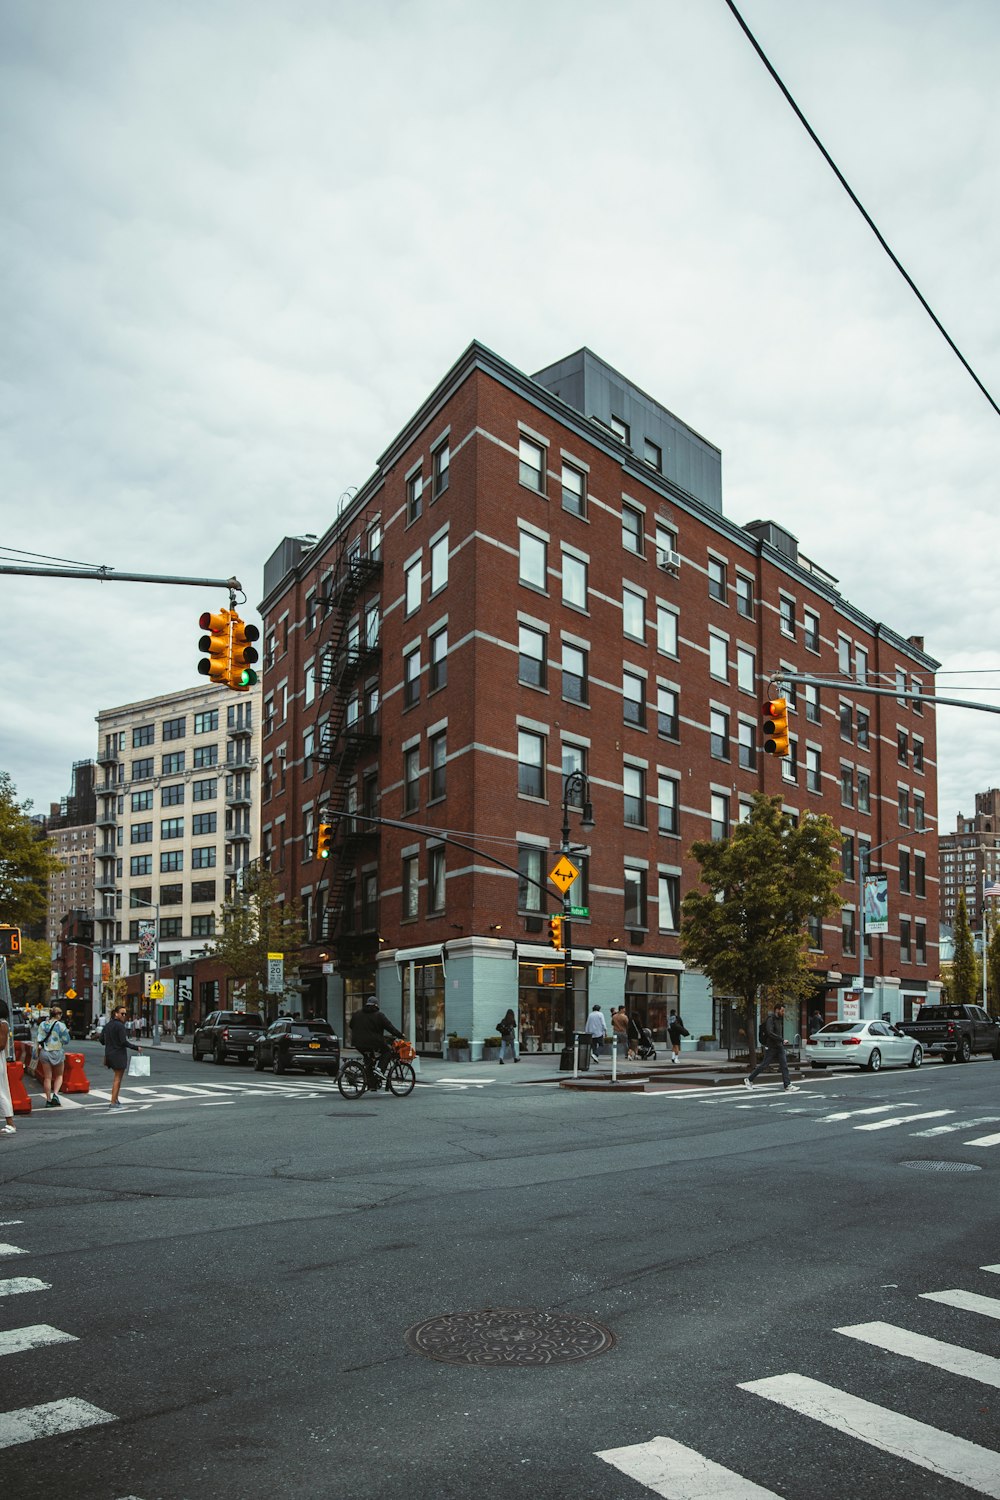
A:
[149, 980, 165, 1000]
[548, 855, 580, 893]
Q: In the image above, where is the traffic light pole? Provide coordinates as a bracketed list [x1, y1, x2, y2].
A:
[0, 564, 244, 590]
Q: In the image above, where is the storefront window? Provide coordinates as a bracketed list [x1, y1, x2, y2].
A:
[624, 969, 679, 1043]
[401, 960, 445, 1052]
[517, 960, 589, 1052]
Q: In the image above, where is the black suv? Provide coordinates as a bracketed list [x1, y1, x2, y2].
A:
[10, 1008, 31, 1043]
[252, 1019, 341, 1076]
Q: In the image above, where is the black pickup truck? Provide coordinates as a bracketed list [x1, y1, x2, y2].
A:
[898, 1004, 1000, 1064]
[192, 1010, 266, 1065]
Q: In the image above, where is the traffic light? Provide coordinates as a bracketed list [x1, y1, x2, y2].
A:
[762, 696, 790, 756]
[0, 926, 21, 958]
[229, 613, 260, 692]
[198, 608, 232, 684]
[317, 822, 333, 860]
[548, 914, 563, 950]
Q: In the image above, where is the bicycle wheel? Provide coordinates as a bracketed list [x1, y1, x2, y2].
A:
[387, 1061, 416, 1097]
[337, 1060, 368, 1100]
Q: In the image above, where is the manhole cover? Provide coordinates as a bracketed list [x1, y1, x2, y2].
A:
[404, 1307, 616, 1366]
[901, 1160, 982, 1174]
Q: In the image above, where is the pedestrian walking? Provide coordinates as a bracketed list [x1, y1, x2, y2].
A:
[611, 1005, 630, 1059]
[808, 1007, 824, 1038]
[103, 1004, 142, 1110]
[667, 1010, 689, 1065]
[496, 1008, 518, 1064]
[0, 1002, 16, 1134]
[744, 1002, 799, 1092]
[626, 1009, 642, 1060]
[583, 1004, 608, 1062]
[35, 1005, 71, 1107]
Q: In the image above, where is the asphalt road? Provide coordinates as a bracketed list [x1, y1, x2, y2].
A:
[1, 1044, 999, 1499]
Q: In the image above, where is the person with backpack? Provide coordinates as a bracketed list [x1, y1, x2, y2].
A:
[667, 1010, 689, 1064]
[35, 1005, 71, 1107]
[744, 1002, 800, 1092]
[496, 1009, 518, 1064]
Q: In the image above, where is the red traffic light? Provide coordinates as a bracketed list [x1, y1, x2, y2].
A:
[198, 608, 232, 684]
[762, 697, 790, 756]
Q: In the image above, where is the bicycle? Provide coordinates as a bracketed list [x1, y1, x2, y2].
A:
[338, 1037, 417, 1100]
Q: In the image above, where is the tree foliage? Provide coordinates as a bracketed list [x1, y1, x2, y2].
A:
[0, 772, 62, 929]
[986, 908, 1000, 1014]
[681, 794, 843, 1057]
[948, 889, 980, 1006]
[8, 937, 52, 1006]
[207, 865, 305, 1014]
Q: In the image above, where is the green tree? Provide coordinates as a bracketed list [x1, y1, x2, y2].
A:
[208, 865, 305, 1016]
[0, 772, 62, 929]
[681, 793, 843, 1062]
[949, 889, 980, 1006]
[8, 936, 52, 1006]
[985, 910, 1000, 1014]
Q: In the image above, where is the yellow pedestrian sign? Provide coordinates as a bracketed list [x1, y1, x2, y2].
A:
[149, 980, 165, 1000]
[549, 855, 580, 893]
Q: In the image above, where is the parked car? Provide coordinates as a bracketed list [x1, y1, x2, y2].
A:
[897, 1004, 1000, 1063]
[10, 1008, 31, 1043]
[192, 1011, 266, 1065]
[805, 1020, 923, 1072]
[252, 1018, 341, 1076]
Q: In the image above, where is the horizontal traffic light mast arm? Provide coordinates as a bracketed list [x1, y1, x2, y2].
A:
[0, 563, 243, 590]
[770, 674, 1000, 716]
[327, 810, 564, 909]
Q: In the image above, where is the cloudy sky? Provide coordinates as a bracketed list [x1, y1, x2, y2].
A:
[2, 0, 998, 833]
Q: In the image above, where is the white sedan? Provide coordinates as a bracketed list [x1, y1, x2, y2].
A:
[805, 1020, 923, 1072]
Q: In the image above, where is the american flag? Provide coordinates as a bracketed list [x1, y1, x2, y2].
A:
[985, 881, 1000, 897]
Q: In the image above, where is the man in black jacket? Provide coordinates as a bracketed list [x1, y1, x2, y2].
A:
[349, 996, 403, 1088]
[744, 1002, 799, 1092]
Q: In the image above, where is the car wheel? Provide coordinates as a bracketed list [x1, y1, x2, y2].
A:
[957, 1037, 972, 1063]
[272, 1053, 286, 1075]
[213, 1045, 226, 1065]
[908, 1046, 922, 1069]
[192, 1044, 201, 1062]
[867, 1048, 882, 1072]
[253, 1052, 265, 1072]
[809, 1062, 827, 1070]
[993, 1048, 1000, 1062]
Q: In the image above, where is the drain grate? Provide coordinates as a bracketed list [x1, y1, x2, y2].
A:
[404, 1307, 616, 1366]
[901, 1160, 982, 1174]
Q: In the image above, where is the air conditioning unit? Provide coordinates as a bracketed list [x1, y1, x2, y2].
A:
[657, 549, 681, 571]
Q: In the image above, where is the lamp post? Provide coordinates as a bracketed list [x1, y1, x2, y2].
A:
[559, 770, 595, 1070]
[859, 836, 898, 1018]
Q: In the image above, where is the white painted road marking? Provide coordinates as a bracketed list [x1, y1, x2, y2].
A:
[836, 1320, 1000, 1387]
[0, 1278, 50, 1298]
[597, 1434, 782, 1498]
[0, 1244, 26, 1258]
[920, 1289, 1000, 1321]
[982, 1265, 1000, 1275]
[0, 1325, 78, 1358]
[740, 1373, 1000, 1498]
[910, 1117, 1000, 1137]
[855, 1110, 953, 1131]
[818, 1104, 917, 1122]
[0, 1396, 115, 1449]
[965, 1131, 1000, 1148]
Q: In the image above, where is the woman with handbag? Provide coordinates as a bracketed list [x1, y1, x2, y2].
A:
[36, 1004, 71, 1107]
[103, 1005, 142, 1111]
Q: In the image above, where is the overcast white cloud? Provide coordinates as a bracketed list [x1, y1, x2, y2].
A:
[2, 0, 999, 831]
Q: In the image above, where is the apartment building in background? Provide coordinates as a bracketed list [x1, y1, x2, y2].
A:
[44, 758, 98, 1023]
[94, 682, 261, 1027]
[939, 788, 1000, 934]
[259, 341, 941, 1054]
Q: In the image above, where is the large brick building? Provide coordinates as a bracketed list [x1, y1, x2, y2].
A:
[259, 343, 940, 1054]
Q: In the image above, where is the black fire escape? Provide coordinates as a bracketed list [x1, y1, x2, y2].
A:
[314, 516, 383, 972]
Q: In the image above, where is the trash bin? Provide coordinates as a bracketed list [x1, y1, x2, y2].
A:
[575, 1033, 592, 1071]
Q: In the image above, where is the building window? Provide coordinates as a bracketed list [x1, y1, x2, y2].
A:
[433, 443, 450, 498]
[428, 847, 446, 913]
[430, 532, 449, 593]
[656, 605, 678, 657]
[518, 730, 545, 799]
[161, 818, 184, 840]
[781, 738, 798, 784]
[803, 609, 820, 652]
[899, 919, 911, 964]
[192, 812, 216, 836]
[361, 873, 378, 931]
[429, 627, 448, 692]
[657, 685, 678, 740]
[779, 597, 795, 637]
[131, 822, 153, 844]
[403, 647, 421, 708]
[162, 717, 185, 741]
[915, 921, 926, 964]
[842, 909, 856, 955]
[899, 849, 910, 895]
[192, 847, 216, 869]
[710, 709, 729, 761]
[807, 914, 823, 949]
[838, 636, 851, 674]
[857, 710, 870, 750]
[519, 435, 546, 492]
[561, 551, 587, 610]
[191, 880, 216, 903]
[518, 846, 544, 914]
[405, 557, 422, 615]
[610, 415, 630, 444]
[708, 558, 726, 602]
[655, 522, 677, 568]
[623, 765, 645, 827]
[130, 855, 152, 876]
[841, 765, 854, 808]
[623, 587, 645, 642]
[518, 625, 547, 688]
[912, 676, 923, 714]
[562, 463, 586, 518]
[161, 783, 184, 808]
[914, 793, 925, 832]
[804, 684, 820, 724]
[429, 732, 447, 801]
[855, 646, 868, 684]
[623, 671, 646, 728]
[709, 634, 728, 681]
[658, 775, 678, 835]
[898, 787, 910, 827]
[643, 438, 662, 472]
[160, 882, 183, 905]
[519, 531, 547, 592]
[403, 746, 420, 813]
[738, 720, 756, 771]
[897, 729, 908, 765]
[735, 574, 754, 619]
[160, 918, 182, 941]
[162, 751, 185, 776]
[913, 738, 924, 773]
[131, 790, 152, 812]
[624, 866, 646, 928]
[191, 914, 215, 938]
[896, 668, 907, 704]
[194, 710, 218, 735]
[806, 746, 821, 793]
[857, 770, 870, 813]
[658, 873, 680, 932]
[841, 837, 855, 881]
[710, 793, 730, 842]
[133, 724, 154, 748]
[622, 504, 643, 553]
[406, 468, 423, 524]
[131, 757, 154, 781]
[736, 647, 755, 695]
[193, 745, 218, 770]
[562, 642, 587, 703]
[839, 703, 853, 741]
[402, 855, 419, 920]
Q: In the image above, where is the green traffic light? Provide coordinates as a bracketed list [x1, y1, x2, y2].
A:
[240, 668, 259, 686]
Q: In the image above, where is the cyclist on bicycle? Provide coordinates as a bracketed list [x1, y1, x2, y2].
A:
[349, 996, 403, 1089]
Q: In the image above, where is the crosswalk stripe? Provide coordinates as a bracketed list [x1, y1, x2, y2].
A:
[0, 1244, 26, 1258]
[855, 1110, 953, 1131]
[0, 1396, 116, 1449]
[982, 1265, 1000, 1275]
[910, 1117, 1000, 1137]
[965, 1131, 1000, 1148]
[740, 1373, 1000, 1498]
[920, 1290, 1000, 1321]
[0, 1325, 78, 1358]
[0, 1279, 50, 1298]
[836, 1320, 1000, 1388]
[596, 1434, 782, 1498]
[817, 1104, 912, 1122]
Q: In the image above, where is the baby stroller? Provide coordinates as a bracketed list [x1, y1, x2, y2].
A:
[635, 1027, 657, 1061]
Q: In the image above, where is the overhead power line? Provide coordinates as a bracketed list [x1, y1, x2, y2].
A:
[722, 0, 1000, 420]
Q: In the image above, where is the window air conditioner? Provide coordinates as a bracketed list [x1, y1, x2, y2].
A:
[657, 549, 681, 571]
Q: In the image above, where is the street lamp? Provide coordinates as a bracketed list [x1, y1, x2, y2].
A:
[559, 770, 595, 1070]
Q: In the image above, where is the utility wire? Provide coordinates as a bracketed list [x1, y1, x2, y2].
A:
[722, 0, 1000, 419]
[0, 545, 102, 568]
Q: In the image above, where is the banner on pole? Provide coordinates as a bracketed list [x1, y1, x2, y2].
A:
[863, 872, 888, 935]
[138, 919, 156, 960]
